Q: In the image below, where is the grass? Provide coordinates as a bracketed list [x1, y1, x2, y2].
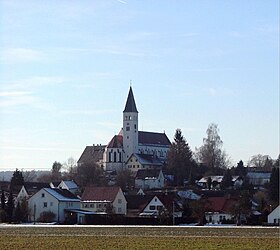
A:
[0, 226, 279, 249]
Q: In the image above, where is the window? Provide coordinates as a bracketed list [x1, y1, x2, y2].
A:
[41, 193, 45, 198]
[126, 126, 130, 131]
[118, 207, 122, 213]
[157, 205, 163, 210]
[134, 124, 137, 129]
[129, 116, 132, 120]
[109, 152, 112, 162]
[114, 152, 117, 162]
[118, 199, 122, 204]
[43, 202, 47, 208]
[119, 152, 122, 162]
[149, 205, 156, 210]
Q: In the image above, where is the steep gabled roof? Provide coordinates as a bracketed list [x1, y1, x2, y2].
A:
[207, 196, 237, 213]
[77, 145, 106, 165]
[138, 131, 171, 146]
[44, 188, 80, 202]
[123, 87, 138, 113]
[132, 154, 163, 166]
[81, 186, 123, 202]
[107, 135, 123, 148]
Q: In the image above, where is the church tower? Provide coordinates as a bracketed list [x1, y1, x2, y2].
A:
[123, 87, 139, 161]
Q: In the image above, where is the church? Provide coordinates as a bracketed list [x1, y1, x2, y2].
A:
[78, 87, 171, 172]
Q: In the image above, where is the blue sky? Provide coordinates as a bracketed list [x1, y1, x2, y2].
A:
[0, 0, 279, 171]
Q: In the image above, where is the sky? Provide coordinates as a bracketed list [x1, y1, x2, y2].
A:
[0, 0, 279, 171]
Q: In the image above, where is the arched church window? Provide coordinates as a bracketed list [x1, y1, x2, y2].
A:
[114, 152, 117, 162]
[119, 152, 121, 162]
[109, 152, 112, 162]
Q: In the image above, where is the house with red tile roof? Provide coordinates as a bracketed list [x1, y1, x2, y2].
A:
[205, 196, 237, 224]
[81, 186, 127, 215]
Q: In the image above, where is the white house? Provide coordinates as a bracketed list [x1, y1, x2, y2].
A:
[57, 180, 79, 194]
[80, 186, 127, 215]
[78, 87, 171, 172]
[246, 172, 271, 186]
[135, 169, 165, 190]
[140, 195, 182, 218]
[267, 205, 280, 225]
[28, 188, 80, 223]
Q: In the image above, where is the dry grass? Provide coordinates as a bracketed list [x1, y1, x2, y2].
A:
[0, 226, 279, 249]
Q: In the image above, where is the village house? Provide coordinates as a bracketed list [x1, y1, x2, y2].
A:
[80, 186, 127, 215]
[57, 180, 79, 195]
[28, 188, 80, 223]
[205, 196, 236, 224]
[267, 205, 280, 225]
[135, 169, 165, 190]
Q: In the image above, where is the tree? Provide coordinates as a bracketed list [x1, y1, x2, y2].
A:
[207, 177, 212, 190]
[235, 160, 247, 177]
[63, 157, 77, 180]
[116, 169, 134, 191]
[76, 162, 104, 187]
[248, 154, 272, 169]
[6, 191, 14, 223]
[196, 123, 230, 169]
[269, 167, 279, 203]
[22, 170, 37, 182]
[191, 197, 209, 226]
[230, 191, 251, 225]
[51, 161, 62, 181]
[221, 169, 233, 190]
[1, 190, 5, 210]
[14, 202, 22, 223]
[10, 169, 24, 191]
[167, 129, 194, 186]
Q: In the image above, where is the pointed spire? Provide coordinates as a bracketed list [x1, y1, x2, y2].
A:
[123, 87, 138, 113]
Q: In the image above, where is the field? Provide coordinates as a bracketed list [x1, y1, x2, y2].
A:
[0, 225, 279, 249]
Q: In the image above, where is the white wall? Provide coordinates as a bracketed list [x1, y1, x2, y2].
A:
[268, 206, 280, 224]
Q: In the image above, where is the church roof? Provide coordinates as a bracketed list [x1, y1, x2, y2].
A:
[77, 145, 106, 165]
[123, 87, 138, 113]
[138, 131, 171, 146]
[107, 135, 123, 148]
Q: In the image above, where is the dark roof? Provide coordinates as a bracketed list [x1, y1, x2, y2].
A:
[138, 131, 171, 146]
[78, 145, 106, 165]
[23, 182, 50, 195]
[44, 188, 80, 201]
[133, 154, 163, 166]
[81, 186, 123, 202]
[123, 87, 138, 113]
[107, 135, 123, 148]
[126, 195, 154, 209]
[136, 169, 162, 180]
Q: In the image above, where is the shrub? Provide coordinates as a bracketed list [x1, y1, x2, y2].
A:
[37, 211, 56, 223]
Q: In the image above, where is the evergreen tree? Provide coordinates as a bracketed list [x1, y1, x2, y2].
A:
[1, 190, 5, 210]
[269, 167, 279, 203]
[167, 129, 194, 186]
[235, 160, 247, 177]
[10, 169, 24, 191]
[7, 191, 14, 223]
[221, 169, 233, 190]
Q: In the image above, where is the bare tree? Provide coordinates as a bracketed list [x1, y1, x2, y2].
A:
[63, 157, 77, 179]
[22, 170, 37, 182]
[195, 123, 230, 169]
[248, 154, 272, 170]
